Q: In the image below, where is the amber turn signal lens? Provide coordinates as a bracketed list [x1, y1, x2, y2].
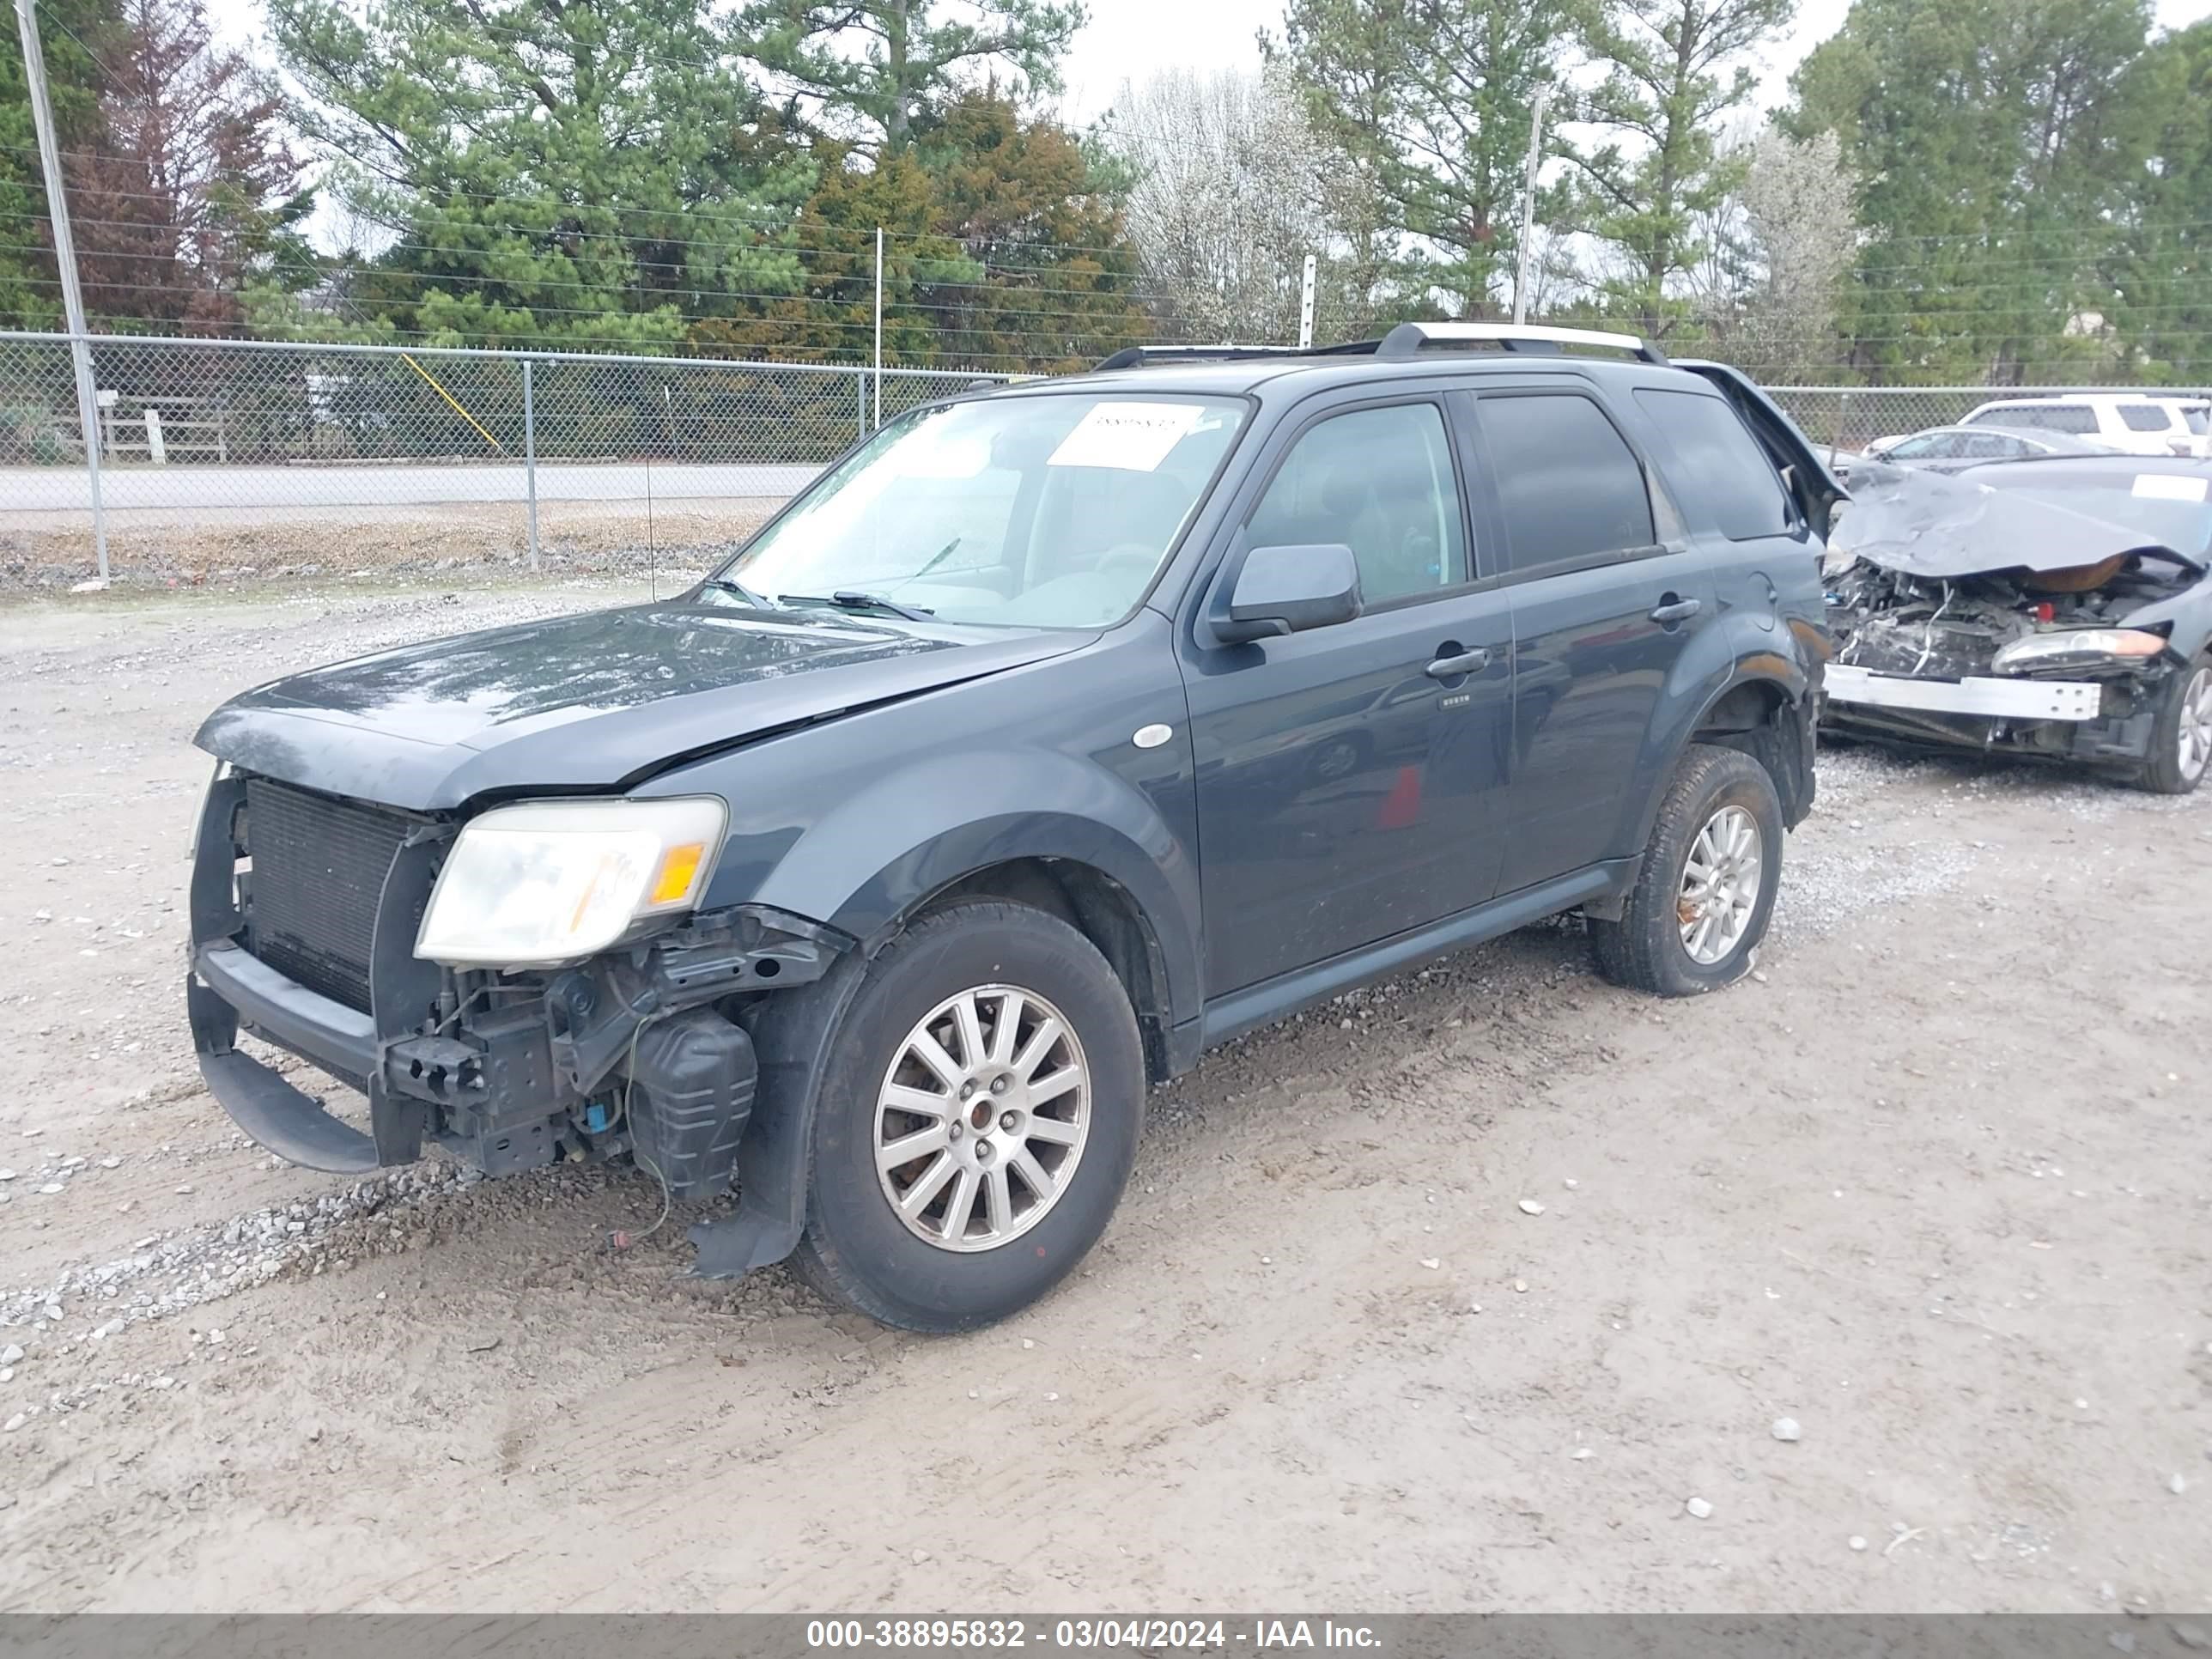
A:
[648, 842, 706, 906]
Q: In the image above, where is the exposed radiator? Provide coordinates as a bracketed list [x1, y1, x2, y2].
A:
[243, 778, 410, 1014]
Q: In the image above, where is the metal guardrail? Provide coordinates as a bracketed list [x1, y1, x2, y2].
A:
[0, 332, 1013, 585]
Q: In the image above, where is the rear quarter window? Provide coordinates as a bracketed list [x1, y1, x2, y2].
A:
[1632, 388, 1791, 540]
[1973, 404, 2099, 434]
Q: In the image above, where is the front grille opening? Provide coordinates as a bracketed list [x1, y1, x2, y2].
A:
[241, 779, 411, 1014]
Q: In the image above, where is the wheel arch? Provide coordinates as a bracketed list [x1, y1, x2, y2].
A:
[911, 855, 1176, 1085]
[1626, 661, 1814, 861]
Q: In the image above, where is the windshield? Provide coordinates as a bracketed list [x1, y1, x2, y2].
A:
[1984, 468, 2212, 560]
[708, 392, 1249, 628]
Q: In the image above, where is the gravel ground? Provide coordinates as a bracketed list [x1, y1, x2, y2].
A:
[0, 580, 2207, 1614]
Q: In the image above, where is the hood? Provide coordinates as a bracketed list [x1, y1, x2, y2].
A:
[196, 600, 1091, 811]
[1832, 461, 2203, 580]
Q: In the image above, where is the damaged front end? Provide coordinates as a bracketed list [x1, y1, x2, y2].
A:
[185, 770, 848, 1198]
[1820, 461, 2207, 769]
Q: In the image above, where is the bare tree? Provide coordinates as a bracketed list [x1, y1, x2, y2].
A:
[73, 0, 311, 332]
[1731, 125, 1857, 377]
[1111, 66, 1334, 344]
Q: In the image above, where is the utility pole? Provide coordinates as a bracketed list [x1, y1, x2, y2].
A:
[1297, 253, 1317, 349]
[1512, 86, 1553, 329]
[15, 0, 107, 581]
[872, 226, 884, 430]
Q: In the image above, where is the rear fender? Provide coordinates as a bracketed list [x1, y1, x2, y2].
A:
[1624, 617, 1814, 859]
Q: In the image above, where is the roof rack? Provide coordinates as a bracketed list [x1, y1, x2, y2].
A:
[1376, 322, 1669, 366]
[1093, 341, 1382, 370]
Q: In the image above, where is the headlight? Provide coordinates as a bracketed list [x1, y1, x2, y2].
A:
[1991, 628, 2167, 675]
[416, 797, 727, 969]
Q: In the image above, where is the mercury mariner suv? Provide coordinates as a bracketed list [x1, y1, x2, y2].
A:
[185, 324, 1838, 1330]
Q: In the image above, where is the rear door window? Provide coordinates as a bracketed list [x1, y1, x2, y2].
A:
[2119, 403, 2178, 433]
[1633, 388, 1792, 538]
[1475, 392, 1655, 574]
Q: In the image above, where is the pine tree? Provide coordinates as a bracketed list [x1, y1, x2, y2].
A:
[270, 0, 811, 347]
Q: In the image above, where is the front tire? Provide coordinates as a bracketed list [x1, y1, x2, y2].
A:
[2130, 655, 2212, 795]
[790, 900, 1145, 1332]
[1591, 744, 1784, 996]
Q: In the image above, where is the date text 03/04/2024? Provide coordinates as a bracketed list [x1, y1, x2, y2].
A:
[804, 1619, 1383, 1650]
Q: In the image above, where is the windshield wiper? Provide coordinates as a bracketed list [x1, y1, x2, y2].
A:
[781, 590, 939, 623]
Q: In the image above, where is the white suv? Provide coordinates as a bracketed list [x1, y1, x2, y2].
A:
[1960, 393, 2210, 459]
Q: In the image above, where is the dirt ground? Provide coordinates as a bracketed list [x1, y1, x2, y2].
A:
[0, 497, 775, 592]
[0, 578, 2207, 1615]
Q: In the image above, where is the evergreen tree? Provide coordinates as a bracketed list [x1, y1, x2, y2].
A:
[1569, 0, 1795, 338]
[0, 0, 121, 326]
[270, 0, 811, 347]
[1792, 0, 2156, 381]
[735, 0, 1085, 153]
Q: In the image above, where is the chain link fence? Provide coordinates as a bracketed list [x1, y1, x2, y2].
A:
[0, 332, 1012, 589]
[4, 331, 2204, 592]
[1764, 384, 2212, 458]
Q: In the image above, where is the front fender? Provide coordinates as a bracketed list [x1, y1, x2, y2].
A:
[717, 745, 1201, 1029]
[2117, 580, 2212, 664]
[682, 748, 1201, 1284]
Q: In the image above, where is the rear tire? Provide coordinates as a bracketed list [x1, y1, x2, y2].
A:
[1592, 744, 1784, 997]
[790, 900, 1144, 1332]
[2129, 655, 2212, 795]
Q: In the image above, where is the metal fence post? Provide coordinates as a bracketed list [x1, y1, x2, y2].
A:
[522, 358, 540, 570]
[856, 370, 866, 444]
[1833, 390, 1850, 467]
[872, 225, 884, 431]
[15, 0, 108, 583]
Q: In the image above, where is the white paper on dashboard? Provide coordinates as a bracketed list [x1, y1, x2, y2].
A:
[1048, 402, 1206, 471]
[2133, 471, 2209, 501]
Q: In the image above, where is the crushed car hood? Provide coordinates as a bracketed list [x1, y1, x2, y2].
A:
[196, 601, 1093, 811]
[1832, 461, 2205, 580]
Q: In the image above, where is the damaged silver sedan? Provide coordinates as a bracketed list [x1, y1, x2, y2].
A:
[1821, 454, 2212, 793]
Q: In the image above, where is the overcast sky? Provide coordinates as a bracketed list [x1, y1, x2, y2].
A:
[1058, 0, 2212, 121]
[198, 0, 2212, 128]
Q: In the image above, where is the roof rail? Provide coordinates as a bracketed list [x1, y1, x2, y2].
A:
[1376, 322, 1669, 366]
[1094, 341, 1382, 371]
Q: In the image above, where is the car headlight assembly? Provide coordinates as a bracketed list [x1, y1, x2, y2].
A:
[416, 797, 728, 969]
[1991, 628, 2167, 676]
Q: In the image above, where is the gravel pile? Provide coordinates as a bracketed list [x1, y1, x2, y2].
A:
[0, 1161, 487, 1343]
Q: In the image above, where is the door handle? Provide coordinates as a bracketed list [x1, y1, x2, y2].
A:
[1650, 596, 1703, 624]
[1425, 648, 1490, 678]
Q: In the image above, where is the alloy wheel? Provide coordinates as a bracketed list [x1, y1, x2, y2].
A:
[873, 984, 1091, 1253]
[1677, 804, 1763, 965]
[2178, 668, 2212, 782]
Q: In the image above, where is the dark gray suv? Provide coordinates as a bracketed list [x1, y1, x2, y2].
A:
[185, 324, 1839, 1329]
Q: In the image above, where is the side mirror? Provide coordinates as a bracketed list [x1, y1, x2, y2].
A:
[1215, 543, 1363, 644]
